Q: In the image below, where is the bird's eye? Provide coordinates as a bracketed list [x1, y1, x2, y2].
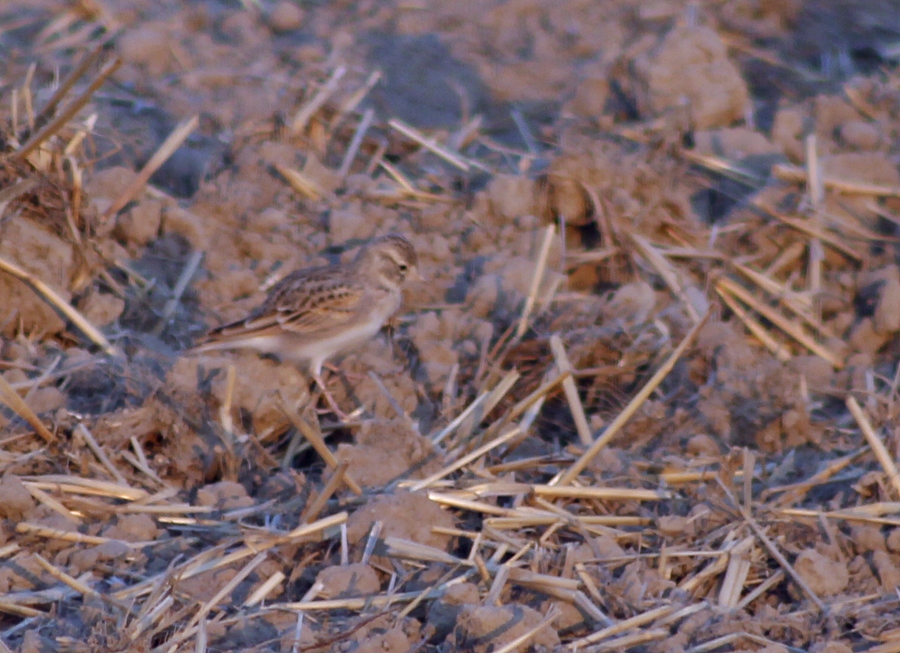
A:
[399, 263, 409, 273]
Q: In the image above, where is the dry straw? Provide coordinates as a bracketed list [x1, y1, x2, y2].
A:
[5, 48, 900, 652]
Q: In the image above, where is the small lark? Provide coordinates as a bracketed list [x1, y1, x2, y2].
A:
[193, 234, 419, 417]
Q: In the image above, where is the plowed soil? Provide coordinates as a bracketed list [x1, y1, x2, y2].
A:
[2, 1, 900, 652]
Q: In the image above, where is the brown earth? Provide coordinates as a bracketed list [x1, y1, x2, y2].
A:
[2, 0, 900, 651]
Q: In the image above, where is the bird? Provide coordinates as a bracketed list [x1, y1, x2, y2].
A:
[192, 234, 419, 418]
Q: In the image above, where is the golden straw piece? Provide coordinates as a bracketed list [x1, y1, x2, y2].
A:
[275, 164, 323, 200]
[102, 115, 199, 221]
[0, 255, 118, 356]
[533, 484, 671, 501]
[278, 400, 363, 496]
[0, 372, 55, 442]
[13, 58, 122, 162]
[290, 65, 346, 133]
[568, 604, 673, 648]
[410, 427, 521, 492]
[516, 225, 556, 338]
[492, 606, 558, 653]
[555, 314, 708, 485]
[846, 396, 900, 500]
[631, 234, 702, 324]
[774, 161, 900, 197]
[716, 278, 843, 368]
[388, 118, 471, 171]
[716, 285, 791, 362]
[549, 334, 593, 446]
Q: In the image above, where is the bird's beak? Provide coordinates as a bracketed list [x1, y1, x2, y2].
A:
[409, 266, 424, 282]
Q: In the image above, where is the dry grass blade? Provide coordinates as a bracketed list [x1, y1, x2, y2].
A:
[773, 161, 900, 197]
[556, 313, 708, 485]
[631, 234, 702, 323]
[846, 396, 900, 499]
[505, 566, 580, 591]
[195, 618, 207, 653]
[0, 254, 117, 356]
[102, 115, 199, 221]
[716, 277, 843, 368]
[301, 461, 350, 523]
[753, 199, 862, 262]
[549, 334, 592, 446]
[30, 45, 105, 129]
[243, 571, 285, 608]
[127, 595, 175, 642]
[278, 400, 363, 496]
[0, 372, 55, 442]
[492, 606, 558, 653]
[278, 589, 429, 612]
[516, 225, 556, 338]
[409, 427, 521, 492]
[13, 57, 122, 161]
[388, 118, 471, 171]
[115, 543, 238, 602]
[717, 536, 754, 609]
[505, 369, 570, 424]
[716, 284, 791, 362]
[23, 484, 81, 521]
[485, 563, 509, 605]
[275, 163, 323, 200]
[765, 241, 807, 275]
[734, 570, 784, 612]
[155, 249, 204, 335]
[430, 370, 520, 445]
[338, 107, 374, 177]
[486, 514, 649, 529]
[383, 536, 463, 565]
[16, 522, 144, 547]
[32, 553, 119, 608]
[685, 633, 743, 653]
[283, 511, 348, 542]
[680, 149, 766, 186]
[0, 582, 82, 607]
[805, 134, 824, 206]
[374, 159, 450, 202]
[335, 70, 381, 121]
[569, 604, 674, 648]
[427, 492, 513, 516]
[733, 263, 838, 340]
[743, 513, 826, 612]
[588, 628, 670, 652]
[0, 603, 45, 618]
[533, 485, 671, 501]
[290, 65, 346, 133]
[677, 540, 730, 587]
[74, 423, 127, 484]
[185, 552, 268, 630]
[566, 246, 621, 267]
[764, 447, 867, 507]
[25, 474, 149, 500]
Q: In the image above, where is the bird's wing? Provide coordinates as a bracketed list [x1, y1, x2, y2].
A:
[205, 266, 366, 343]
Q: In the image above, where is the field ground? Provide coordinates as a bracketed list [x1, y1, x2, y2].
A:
[2, 1, 900, 651]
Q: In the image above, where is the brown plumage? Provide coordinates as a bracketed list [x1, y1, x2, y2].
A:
[192, 234, 419, 417]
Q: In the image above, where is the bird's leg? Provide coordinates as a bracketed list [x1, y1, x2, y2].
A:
[313, 372, 352, 422]
[322, 361, 365, 383]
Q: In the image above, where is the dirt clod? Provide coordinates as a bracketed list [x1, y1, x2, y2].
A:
[794, 549, 850, 597]
[453, 604, 559, 652]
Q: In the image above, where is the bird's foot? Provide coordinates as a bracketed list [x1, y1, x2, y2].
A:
[313, 374, 356, 422]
